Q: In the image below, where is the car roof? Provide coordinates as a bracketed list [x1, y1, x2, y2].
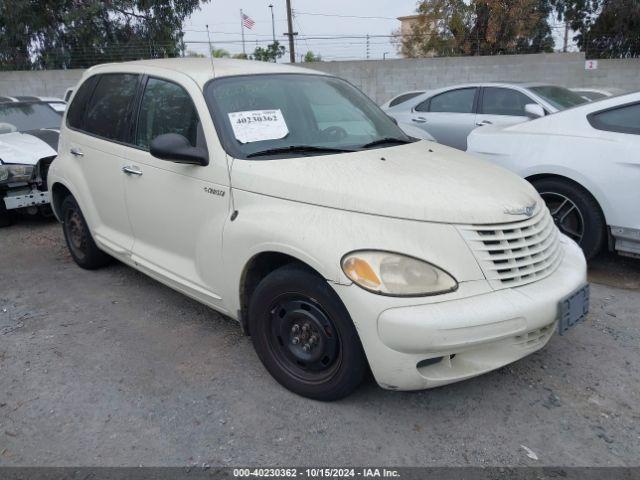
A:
[85, 58, 329, 88]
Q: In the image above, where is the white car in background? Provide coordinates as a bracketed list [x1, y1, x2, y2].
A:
[0, 96, 65, 226]
[384, 82, 588, 150]
[467, 92, 640, 260]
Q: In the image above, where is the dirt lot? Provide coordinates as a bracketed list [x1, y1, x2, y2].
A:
[1, 217, 639, 467]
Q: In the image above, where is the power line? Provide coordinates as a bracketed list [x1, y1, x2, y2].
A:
[294, 11, 396, 20]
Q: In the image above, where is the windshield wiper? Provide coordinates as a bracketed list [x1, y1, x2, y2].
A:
[360, 137, 412, 149]
[246, 145, 356, 158]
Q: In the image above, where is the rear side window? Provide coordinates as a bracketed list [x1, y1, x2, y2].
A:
[83, 74, 139, 142]
[416, 88, 477, 113]
[135, 78, 201, 150]
[66, 76, 98, 130]
[588, 102, 640, 135]
[481, 88, 533, 116]
[389, 92, 424, 108]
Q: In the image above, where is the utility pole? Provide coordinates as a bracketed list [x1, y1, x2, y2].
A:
[366, 34, 370, 60]
[268, 4, 276, 44]
[563, 23, 569, 53]
[285, 0, 296, 62]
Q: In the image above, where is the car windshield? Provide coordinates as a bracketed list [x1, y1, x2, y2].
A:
[205, 74, 413, 159]
[0, 103, 62, 133]
[528, 86, 589, 110]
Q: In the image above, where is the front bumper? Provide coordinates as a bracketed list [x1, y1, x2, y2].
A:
[333, 238, 587, 390]
[2, 187, 50, 211]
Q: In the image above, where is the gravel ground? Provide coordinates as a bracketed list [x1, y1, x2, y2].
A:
[1, 217, 639, 467]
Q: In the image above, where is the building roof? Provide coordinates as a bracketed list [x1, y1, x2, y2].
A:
[85, 58, 327, 88]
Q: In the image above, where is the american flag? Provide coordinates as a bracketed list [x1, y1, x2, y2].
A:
[242, 13, 255, 29]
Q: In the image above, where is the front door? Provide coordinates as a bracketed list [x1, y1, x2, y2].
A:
[475, 87, 534, 130]
[123, 76, 231, 308]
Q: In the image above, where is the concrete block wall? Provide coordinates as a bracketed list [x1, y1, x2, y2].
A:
[0, 69, 84, 99]
[308, 53, 640, 103]
[0, 53, 638, 104]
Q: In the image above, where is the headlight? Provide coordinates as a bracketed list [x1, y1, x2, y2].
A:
[0, 164, 35, 183]
[341, 250, 458, 296]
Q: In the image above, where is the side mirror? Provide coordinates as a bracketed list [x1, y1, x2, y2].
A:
[149, 133, 209, 166]
[524, 103, 545, 119]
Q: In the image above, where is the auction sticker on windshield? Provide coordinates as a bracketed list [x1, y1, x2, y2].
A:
[229, 109, 289, 143]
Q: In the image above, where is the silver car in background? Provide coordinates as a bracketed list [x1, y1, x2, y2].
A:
[383, 82, 588, 150]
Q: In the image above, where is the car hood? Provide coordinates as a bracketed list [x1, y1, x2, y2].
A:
[230, 141, 541, 225]
[0, 130, 59, 166]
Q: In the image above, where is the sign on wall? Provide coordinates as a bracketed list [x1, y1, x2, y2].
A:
[585, 60, 599, 70]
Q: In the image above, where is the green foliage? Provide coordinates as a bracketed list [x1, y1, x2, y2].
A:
[303, 51, 322, 62]
[211, 48, 230, 58]
[0, 0, 208, 70]
[252, 41, 285, 62]
[398, 0, 555, 57]
[553, 0, 640, 58]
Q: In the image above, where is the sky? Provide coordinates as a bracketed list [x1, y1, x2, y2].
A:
[182, 0, 419, 61]
[182, 1, 574, 62]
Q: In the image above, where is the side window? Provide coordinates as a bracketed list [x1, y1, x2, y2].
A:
[135, 78, 201, 150]
[481, 87, 533, 116]
[83, 74, 139, 142]
[588, 103, 640, 135]
[66, 76, 98, 130]
[417, 88, 477, 113]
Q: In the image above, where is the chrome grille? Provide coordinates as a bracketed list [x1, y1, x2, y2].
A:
[458, 206, 564, 289]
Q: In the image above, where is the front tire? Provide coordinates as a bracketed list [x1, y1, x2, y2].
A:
[531, 178, 605, 260]
[248, 264, 367, 401]
[0, 197, 13, 227]
[61, 195, 112, 269]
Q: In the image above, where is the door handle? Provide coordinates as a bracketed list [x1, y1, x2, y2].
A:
[412, 117, 427, 124]
[70, 148, 84, 157]
[476, 120, 493, 126]
[122, 165, 143, 176]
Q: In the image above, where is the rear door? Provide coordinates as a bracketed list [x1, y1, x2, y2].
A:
[64, 73, 140, 255]
[411, 87, 479, 150]
[122, 75, 231, 308]
[475, 87, 533, 129]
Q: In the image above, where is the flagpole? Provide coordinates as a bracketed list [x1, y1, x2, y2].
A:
[240, 9, 246, 56]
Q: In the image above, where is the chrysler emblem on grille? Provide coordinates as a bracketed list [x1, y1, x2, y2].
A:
[504, 202, 537, 217]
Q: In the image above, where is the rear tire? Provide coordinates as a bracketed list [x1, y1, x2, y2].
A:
[248, 264, 367, 401]
[61, 195, 112, 269]
[531, 178, 605, 260]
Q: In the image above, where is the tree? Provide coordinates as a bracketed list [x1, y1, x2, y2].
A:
[0, 0, 208, 70]
[252, 41, 285, 62]
[397, 0, 555, 57]
[553, 0, 640, 58]
[303, 51, 322, 62]
[211, 48, 230, 58]
[232, 53, 249, 59]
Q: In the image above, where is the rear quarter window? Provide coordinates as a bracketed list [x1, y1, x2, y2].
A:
[588, 102, 640, 135]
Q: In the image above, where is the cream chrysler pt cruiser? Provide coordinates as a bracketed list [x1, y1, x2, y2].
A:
[48, 59, 589, 400]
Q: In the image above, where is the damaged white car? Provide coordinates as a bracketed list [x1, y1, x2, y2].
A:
[0, 97, 63, 226]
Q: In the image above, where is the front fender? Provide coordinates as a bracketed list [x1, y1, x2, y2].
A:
[220, 189, 485, 316]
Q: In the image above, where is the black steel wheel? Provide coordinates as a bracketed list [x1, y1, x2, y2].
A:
[532, 178, 606, 260]
[248, 264, 367, 400]
[61, 195, 112, 269]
